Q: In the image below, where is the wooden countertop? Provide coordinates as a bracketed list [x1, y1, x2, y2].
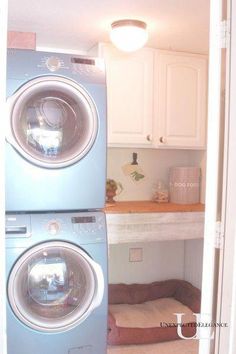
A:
[104, 201, 205, 214]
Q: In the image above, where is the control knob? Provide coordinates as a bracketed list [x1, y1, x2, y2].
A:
[47, 220, 60, 235]
[46, 56, 61, 72]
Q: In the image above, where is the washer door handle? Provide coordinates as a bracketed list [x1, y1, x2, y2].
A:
[87, 259, 105, 312]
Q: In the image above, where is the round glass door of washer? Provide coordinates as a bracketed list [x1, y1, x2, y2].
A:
[7, 76, 98, 168]
[7, 241, 104, 332]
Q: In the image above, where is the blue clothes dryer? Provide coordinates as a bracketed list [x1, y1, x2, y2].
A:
[6, 49, 107, 212]
[6, 211, 108, 354]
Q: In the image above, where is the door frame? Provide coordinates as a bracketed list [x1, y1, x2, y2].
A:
[215, 0, 236, 352]
[0, 1, 8, 354]
[199, 0, 225, 352]
[200, 0, 236, 353]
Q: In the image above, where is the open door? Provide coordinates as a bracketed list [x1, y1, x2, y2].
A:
[199, 0, 230, 353]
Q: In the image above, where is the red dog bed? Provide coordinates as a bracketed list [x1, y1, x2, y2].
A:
[108, 279, 201, 346]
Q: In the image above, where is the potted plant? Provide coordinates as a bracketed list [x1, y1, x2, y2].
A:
[106, 179, 123, 203]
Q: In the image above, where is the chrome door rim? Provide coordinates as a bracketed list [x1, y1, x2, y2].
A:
[6, 76, 98, 168]
[8, 241, 104, 332]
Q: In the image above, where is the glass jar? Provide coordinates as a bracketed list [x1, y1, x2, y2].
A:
[152, 180, 169, 203]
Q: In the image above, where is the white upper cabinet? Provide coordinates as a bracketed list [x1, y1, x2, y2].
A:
[154, 51, 208, 149]
[99, 44, 155, 147]
[95, 44, 208, 149]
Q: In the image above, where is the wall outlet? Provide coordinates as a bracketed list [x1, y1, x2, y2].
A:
[129, 248, 143, 262]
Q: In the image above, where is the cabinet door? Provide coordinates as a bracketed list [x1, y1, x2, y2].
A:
[155, 51, 207, 148]
[101, 44, 154, 146]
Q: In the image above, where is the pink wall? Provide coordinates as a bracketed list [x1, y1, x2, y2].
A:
[7, 31, 36, 49]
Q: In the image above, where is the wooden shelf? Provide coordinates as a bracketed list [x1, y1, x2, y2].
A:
[105, 202, 205, 244]
[104, 201, 205, 214]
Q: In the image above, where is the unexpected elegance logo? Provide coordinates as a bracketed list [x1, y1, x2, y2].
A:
[160, 313, 228, 340]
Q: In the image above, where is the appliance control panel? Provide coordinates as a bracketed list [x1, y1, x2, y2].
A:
[40, 212, 106, 243]
[5, 212, 106, 244]
[7, 49, 105, 85]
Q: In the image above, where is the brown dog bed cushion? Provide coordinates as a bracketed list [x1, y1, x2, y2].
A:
[108, 279, 201, 345]
[107, 339, 199, 354]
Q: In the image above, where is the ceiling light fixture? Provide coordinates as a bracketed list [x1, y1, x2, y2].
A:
[110, 19, 148, 52]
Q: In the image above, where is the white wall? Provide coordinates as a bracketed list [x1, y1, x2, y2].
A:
[184, 239, 204, 289]
[108, 239, 203, 288]
[108, 241, 185, 284]
[107, 147, 206, 202]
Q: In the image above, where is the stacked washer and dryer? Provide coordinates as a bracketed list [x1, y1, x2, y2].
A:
[5, 49, 108, 354]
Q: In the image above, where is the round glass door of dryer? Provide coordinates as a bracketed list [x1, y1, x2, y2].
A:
[7, 241, 104, 332]
[7, 76, 98, 168]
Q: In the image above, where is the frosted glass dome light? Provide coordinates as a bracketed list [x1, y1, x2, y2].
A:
[110, 19, 148, 52]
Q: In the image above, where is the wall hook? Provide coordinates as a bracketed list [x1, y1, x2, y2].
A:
[131, 152, 138, 165]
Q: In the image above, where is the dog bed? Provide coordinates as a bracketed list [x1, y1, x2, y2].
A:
[108, 279, 201, 345]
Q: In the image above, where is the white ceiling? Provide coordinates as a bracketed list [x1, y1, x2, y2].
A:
[8, 0, 210, 54]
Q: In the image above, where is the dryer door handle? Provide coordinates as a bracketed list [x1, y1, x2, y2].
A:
[5, 226, 27, 235]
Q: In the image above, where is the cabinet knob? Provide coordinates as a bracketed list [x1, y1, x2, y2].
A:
[146, 134, 151, 141]
[159, 136, 166, 144]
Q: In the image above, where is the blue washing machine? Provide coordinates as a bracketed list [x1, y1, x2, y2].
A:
[6, 211, 108, 354]
[6, 49, 107, 212]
